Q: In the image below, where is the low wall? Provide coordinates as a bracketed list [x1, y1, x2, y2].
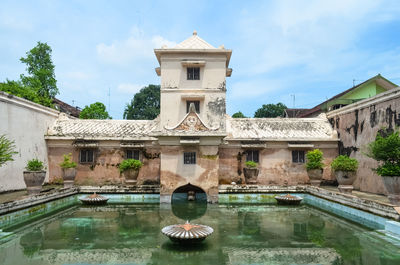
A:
[327, 87, 400, 194]
[0, 92, 59, 192]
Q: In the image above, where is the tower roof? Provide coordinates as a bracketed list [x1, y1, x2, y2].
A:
[154, 31, 232, 67]
[174, 30, 216, 49]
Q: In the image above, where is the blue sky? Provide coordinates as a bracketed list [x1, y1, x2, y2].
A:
[1, 0, 400, 119]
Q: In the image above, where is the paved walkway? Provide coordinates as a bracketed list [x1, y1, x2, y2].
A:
[0, 185, 391, 204]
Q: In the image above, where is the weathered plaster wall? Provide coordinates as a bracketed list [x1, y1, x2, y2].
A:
[327, 87, 400, 194]
[159, 53, 227, 130]
[159, 145, 219, 203]
[219, 143, 337, 185]
[47, 140, 160, 186]
[0, 92, 59, 192]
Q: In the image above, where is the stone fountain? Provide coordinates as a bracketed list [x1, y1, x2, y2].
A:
[161, 196, 213, 244]
[79, 193, 109, 205]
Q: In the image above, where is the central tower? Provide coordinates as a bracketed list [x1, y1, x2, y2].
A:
[154, 31, 232, 203]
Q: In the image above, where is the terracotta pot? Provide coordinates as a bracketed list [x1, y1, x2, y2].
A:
[62, 168, 76, 188]
[23, 171, 46, 194]
[307, 169, 323, 186]
[243, 168, 259, 184]
[124, 168, 139, 184]
[381, 176, 400, 205]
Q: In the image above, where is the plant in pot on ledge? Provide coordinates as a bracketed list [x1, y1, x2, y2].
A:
[331, 155, 359, 194]
[306, 149, 324, 187]
[243, 161, 259, 184]
[119, 159, 143, 185]
[23, 159, 46, 195]
[367, 130, 400, 205]
[60, 153, 77, 188]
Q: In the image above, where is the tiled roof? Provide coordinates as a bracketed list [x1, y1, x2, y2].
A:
[174, 31, 216, 49]
[226, 116, 337, 141]
[46, 115, 159, 140]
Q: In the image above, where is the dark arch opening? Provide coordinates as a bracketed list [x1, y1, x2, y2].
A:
[171, 183, 207, 221]
[171, 183, 207, 203]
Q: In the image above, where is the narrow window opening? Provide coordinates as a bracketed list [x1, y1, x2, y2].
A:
[246, 150, 259, 163]
[292, 150, 305, 163]
[126, 150, 140, 160]
[187, 67, 200, 80]
[186, 101, 200, 113]
[80, 149, 94, 163]
[184, 152, 196, 164]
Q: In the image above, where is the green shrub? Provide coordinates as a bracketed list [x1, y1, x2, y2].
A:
[367, 131, 400, 176]
[306, 149, 324, 170]
[331, 155, 358, 172]
[26, 159, 44, 171]
[119, 159, 143, 173]
[0, 134, 17, 167]
[59, 153, 77, 168]
[245, 161, 258, 168]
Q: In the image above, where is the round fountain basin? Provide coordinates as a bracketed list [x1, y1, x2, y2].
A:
[162, 222, 213, 244]
[79, 193, 109, 205]
[275, 194, 303, 205]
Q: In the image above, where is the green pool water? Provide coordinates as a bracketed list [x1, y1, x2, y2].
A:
[0, 203, 399, 265]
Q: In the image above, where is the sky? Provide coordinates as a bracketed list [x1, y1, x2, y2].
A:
[1, 0, 400, 119]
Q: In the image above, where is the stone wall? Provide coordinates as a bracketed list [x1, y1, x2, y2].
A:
[0, 92, 59, 192]
[219, 143, 338, 185]
[46, 140, 160, 186]
[327, 87, 400, 194]
[159, 145, 219, 203]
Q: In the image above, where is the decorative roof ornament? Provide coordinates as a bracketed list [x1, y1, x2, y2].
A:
[164, 103, 219, 132]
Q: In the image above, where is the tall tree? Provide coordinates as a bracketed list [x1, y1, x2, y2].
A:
[80, 102, 111, 119]
[232, 111, 246, 118]
[20, 41, 58, 98]
[0, 80, 53, 107]
[254, 103, 287, 118]
[123, 85, 160, 120]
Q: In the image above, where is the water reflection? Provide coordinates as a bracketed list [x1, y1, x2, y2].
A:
[5, 204, 399, 265]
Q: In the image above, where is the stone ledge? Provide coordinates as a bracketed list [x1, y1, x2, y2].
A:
[219, 185, 307, 193]
[79, 185, 160, 194]
[0, 188, 78, 215]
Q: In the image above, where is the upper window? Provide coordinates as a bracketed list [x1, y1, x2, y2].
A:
[246, 150, 259, 163]
[126, 150, 140, 160]
[184, 152, 196, 164]
[292, 150, 305, 163]
[186, 101, 200, 113]
[187, 67, 200, 80]
[80, 149, 94, 163]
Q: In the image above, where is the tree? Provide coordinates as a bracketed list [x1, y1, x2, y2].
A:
[232, 111, 246, 118]
[123, 85, 160, 120]
[80, 102, 111, 119]
[0, 135, 17, 167]
[0, 80, 53, 107]
[20, 42, 58, 98]
[254, 103, 287, 118]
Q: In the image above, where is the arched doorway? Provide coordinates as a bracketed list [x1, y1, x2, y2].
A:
[171, 183, 207, 203]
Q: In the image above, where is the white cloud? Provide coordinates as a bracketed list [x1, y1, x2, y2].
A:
[96, 27, 176, 65]
[236, 0, 383, 75]
[117, 83, 143, 94]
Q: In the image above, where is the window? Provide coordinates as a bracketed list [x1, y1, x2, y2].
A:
[126, 150, 140, 160]
[246, 150, 259, 163]
[187, 67, 200, 80]
[184, 152, 196, 164]
[80, 149, 94, 163]
[186, 100, 200, 113]
[292, 150, 305, 163]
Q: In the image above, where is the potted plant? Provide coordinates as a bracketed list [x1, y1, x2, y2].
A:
[119, 159, 143, 185]
[23, 159, 46, 194]
[306, 149, 324, 186]
[243, 161, 259, 184]
[331, 155, 359, 193]
[59, 153, 77, 188]
[367, 131, 400, 205]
